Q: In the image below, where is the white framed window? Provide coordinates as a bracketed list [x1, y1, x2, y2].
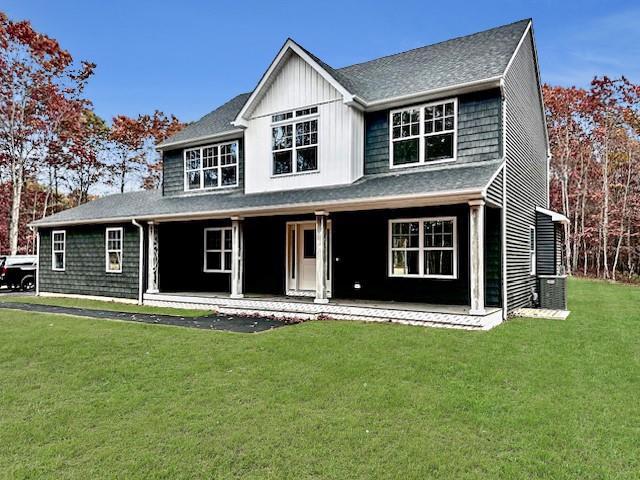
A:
[530, 226, 536, 275]
[184, 141, 239, 191]
[51, 230, 66, 271]
[272, 106, 318, 175]
[390, 98, 457, 168]
[388, 217, 457, 279]
[204, 227, 232, 273]
[105, 227, 123, 273]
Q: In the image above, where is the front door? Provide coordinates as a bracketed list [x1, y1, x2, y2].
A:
[286, 221, 331, 295]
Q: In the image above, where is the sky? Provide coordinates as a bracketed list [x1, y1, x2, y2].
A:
[3, 0, 640, 125]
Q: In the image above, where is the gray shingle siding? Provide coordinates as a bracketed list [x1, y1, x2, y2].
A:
[39, 224, 140, 300]
[364, 90, 502, 175]
[162, 138, 244, 197]
[504, 31, 548, 312]
[535, 211, 557, 276]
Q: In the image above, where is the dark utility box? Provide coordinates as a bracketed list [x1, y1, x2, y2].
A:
[538, 276, 567, 310]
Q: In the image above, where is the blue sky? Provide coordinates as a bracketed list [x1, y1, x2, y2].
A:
[4, 0, 640, 124]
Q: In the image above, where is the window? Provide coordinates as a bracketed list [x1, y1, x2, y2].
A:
[204, 228, 232, 273]
[530, 226, 536, 275]
[389, 217, 457, 278]
[184, 141, 238, 191]
[272, 107, 318, 175]
[390, 99, 457, 167]
[52, 230, 66, 271]
[105, 227, 123, 273]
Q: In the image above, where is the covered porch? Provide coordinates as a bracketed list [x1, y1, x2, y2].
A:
[143, 199, 504, 330]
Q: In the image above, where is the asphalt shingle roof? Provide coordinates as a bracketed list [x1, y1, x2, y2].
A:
[159, 19, 529, 147]
[32, 160, 502, 227]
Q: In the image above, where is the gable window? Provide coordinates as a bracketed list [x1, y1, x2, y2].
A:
[272, 107, 318, 175]
[204, 227, 232, 273]
[389, 217, 457, 279]
[390, 98, 457, 167]
[184, 141, 238, 191]
[52, 230, 66, 271]
[530, 226, 536, 275]
[105, 227, 123, 273]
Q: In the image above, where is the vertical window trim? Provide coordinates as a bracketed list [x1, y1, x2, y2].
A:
[389, 98, 457, 169]
[388, 217, 458, 279]
[105, 227, 124, 274]
[203, 227, 232, 273]
[183, 140, 239, 192]
[51, 230, 66, 271]
[271, 107, 319, 176]
[530, 226, 536, 275]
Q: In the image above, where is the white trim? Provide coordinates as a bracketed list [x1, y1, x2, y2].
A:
[105, 227, 124, 274]
[131, 219, 144, 305]
[285, 220, 332, 294]
[234, 39, 355, 123]
[388, 216, 458, 279]
[51, 230, 66, 271]
[31, 185, 488, 228]
[35, 229, 40, 295]
[503, 21, 532, 76]
[530, 225, 536, 275]
[535, 206, 569, 224]
[480, 161, 506, 201]
[39, 291, 138, 305]
[203, 227, 232, 273]
[389, 98, 457, 169]
[156, 129, 244, 151]
[184, 140, 239, 192]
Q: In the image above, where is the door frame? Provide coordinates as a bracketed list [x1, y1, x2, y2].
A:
[285, 220, 332, 297]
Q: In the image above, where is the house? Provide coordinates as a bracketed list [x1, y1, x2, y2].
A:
[31, 19, 568, 330]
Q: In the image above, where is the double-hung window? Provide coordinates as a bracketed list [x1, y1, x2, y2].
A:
[389, 217, 457, 278]
[272, 106, 318, 175]
[52, 230, 66, 271]
[390, 98, 457, 167]
[105, 227, 123, 273]
[204, 227, 232, 273]
[530, 226, 536, 275]
[184, 141, 239, 191]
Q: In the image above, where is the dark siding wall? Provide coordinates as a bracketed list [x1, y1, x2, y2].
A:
[504, 31, 549, 311]
[158, 220, 231, 292]
[332, 206, 470, 305]
[486, 167, 504, 206]
[162, 137, 245, 197]
[485, 207, 502, 307]
[536, 211, 556, 275]
[364, 89, 502, 175]
[39, 224, 140, 299]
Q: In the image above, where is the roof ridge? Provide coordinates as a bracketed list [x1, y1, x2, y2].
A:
[337, 18, 531, 72]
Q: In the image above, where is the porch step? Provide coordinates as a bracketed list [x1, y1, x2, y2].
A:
[143, 293, 504, 330]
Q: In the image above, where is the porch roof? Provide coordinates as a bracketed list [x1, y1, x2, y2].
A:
[32, 159, 502, 227]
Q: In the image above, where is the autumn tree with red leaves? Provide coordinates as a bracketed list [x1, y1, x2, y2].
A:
[0, 11, 94, 254]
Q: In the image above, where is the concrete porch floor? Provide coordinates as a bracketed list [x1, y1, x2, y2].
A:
[143, 291, 504, 330]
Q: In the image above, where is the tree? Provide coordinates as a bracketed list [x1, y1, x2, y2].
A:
[142, 111, 183, 189]
[0, 11, 94, 254]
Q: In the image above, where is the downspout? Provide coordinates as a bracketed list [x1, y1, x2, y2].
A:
[131, 219, 144, 305]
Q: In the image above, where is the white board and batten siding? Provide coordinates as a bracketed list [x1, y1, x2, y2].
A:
[243, 52, 364, 194]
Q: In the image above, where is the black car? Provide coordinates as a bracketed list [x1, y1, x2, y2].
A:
[0, 255, 37, 291]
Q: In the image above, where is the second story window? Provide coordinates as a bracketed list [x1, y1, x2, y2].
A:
[184, 141, 239, 191]
[390, 98, 457, 168]
[272, 107, 318, 176]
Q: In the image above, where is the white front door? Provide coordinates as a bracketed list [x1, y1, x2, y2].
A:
[298, 224, 316, 291]
[286, 221, 331, 295]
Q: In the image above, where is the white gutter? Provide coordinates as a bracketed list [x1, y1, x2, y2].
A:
[535, 206, 569, 224]
[156, 129, 244, 151]
[131, 219, 144, 305]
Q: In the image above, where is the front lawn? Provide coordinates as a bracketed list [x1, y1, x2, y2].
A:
[0, 278, 638, 479]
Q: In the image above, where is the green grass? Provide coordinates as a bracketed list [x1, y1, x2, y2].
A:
[0, 294, 205, 317]
[0, 278, 638, 479]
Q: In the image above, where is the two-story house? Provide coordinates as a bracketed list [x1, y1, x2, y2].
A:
[31, 19, 568, 329]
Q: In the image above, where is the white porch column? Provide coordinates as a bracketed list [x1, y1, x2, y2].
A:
[230, 217, 244, 299]
[314, 211, 329, 304]
[469, 200, 486, 315]
[147, 222, 159, 293]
